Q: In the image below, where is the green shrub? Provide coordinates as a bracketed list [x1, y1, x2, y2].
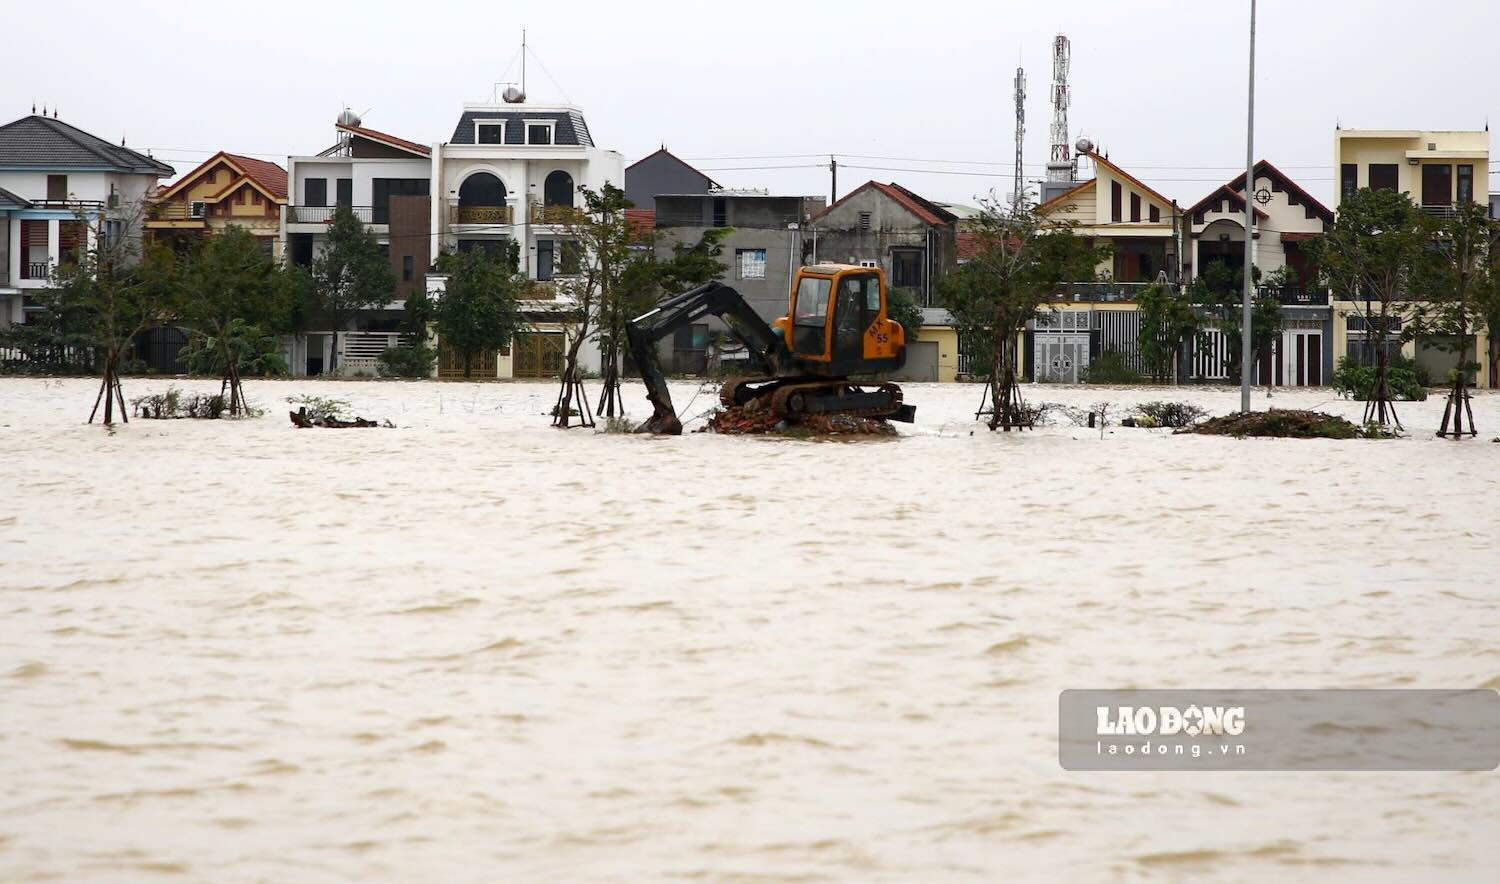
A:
[1135, 400, 1210, 428]
[286, 395, 351, 421]
[378, 345, 436, 378]
[1082, 350, 1140, 384]
[1332, 356, 1428, 402]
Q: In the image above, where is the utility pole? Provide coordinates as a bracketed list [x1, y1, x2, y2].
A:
[829, 155, 837, 204]
[1240, 0, 1256, 413]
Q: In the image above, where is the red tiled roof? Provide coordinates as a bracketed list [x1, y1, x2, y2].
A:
[336, 123, 431, 157]
[223, 152, 288, 200]
[154, 150, 287, 203]
[957, 230, 980, 260]
[809, 180, 956, 227]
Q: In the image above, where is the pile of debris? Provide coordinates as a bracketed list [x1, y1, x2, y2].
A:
[289, 407, 389, 429]
[699, 406, 897, 437]
[1181, 409, 1374, 440]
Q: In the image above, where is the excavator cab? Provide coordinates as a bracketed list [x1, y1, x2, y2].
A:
[625, 265, 915, 434]
[777, 266, 907, 375]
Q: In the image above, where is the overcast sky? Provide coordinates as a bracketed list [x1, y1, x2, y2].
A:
[8, 0, 1498, 208]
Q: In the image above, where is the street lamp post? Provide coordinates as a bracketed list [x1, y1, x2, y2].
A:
[1240, 0, 1257, 412]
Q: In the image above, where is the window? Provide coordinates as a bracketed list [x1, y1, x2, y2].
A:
[794, 277, 832, 324]
[336, 178, 353, 207]
[1340, 164, 1358, 199]
[189, 200, 208, 218]
[476, 122, 506, 144]
[1148, 205, 1160, 223]
[526, 122, 553, 145]
[891, 248, 924, 290]
[372, 178, 430, 224]
[736, 248, 767, 279]
[1421, 163, 1452, 207]
[1111, 181, 1123, 222]
[559, 241, 583, 276]
[536, 239, 554, 280]
[672, 324, 709, 374]
[712, 198, 727, 227]
[1130, 192, 1141, 222]
[1368, 163, 1398, 192]
[46, 174, 67, 201]
[1457, 164, 1474, 204]
[304, 177, 327, 207]
[858, 211, 872, 230]
[402, 255, 414, 282]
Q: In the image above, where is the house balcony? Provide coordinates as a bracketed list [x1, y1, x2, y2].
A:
[1052, 281, 1154, 302]
[21, 261, 50, 281]
[1418, 204, 1466, 219]
[287, 205, 375, 224]
[447, 201, 513, 226]
[1258, 285, 1329, 307]
[528, 203, 584, 226]
[26, 199, 107, 213]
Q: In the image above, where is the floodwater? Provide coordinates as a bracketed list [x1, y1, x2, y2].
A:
[1, 377, 1497, 882]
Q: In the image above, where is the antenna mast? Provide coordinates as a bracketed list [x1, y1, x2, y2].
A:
[521, 29, 527, 97]
[1013, 66, 1026, 207]
[1046, 34, 1072, 183]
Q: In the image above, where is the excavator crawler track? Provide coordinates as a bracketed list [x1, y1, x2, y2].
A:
[765, 381, 910, 421]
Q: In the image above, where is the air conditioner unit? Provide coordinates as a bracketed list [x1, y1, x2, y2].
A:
[106, 192, 120, 209]
[190, 201, 207, 218]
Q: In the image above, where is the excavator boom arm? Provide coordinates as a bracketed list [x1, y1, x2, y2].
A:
[625, 282, 787, 435]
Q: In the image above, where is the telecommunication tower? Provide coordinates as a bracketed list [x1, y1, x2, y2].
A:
[1046, 34, 1073, 182]
[1013, 66, 1026, 206]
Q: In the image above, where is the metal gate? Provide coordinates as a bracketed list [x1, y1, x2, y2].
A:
[438, 343, 496, 378]
[512, 332, 564, 378]
[1034, 333, 1089, 383]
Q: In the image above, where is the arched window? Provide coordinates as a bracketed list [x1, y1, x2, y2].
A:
[458, 172, 506, 206]
[543, 170, 574, 207]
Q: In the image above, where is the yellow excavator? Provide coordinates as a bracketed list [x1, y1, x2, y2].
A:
[626, 264, 916, 434]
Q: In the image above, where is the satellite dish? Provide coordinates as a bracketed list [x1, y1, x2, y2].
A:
[1075, 137, 1094, 154]
[337, 108, 362, 127]
[502, 85, 525, 104]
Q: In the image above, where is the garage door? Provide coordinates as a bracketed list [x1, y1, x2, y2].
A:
[890, 340, 939, 382]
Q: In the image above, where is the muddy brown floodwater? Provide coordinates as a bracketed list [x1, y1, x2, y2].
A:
[2, 378, 1497, 882]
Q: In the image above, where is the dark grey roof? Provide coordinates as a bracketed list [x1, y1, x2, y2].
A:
[448, 110, 593, 147]
[0, 114, 175, 175]
[0, 184, 29, 209]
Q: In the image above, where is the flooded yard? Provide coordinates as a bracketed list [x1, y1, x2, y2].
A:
[1, 377, 1497, 882]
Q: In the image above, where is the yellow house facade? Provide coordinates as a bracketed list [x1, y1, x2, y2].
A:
[1331, 129, 1492, 387]
[146, 152, 287, 259]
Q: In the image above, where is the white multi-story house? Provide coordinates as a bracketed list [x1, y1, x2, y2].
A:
[282, 112, 433, 375]
[280, 99, 624, 379]
[429, 95, 623, 378]
[0, 111, 173, 327]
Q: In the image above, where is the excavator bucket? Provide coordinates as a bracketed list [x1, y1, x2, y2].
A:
[624, 321, 683, 435]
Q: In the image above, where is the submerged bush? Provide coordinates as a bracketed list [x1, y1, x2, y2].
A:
[131, 386, 230, 419]
[1134, 400, 1210, 429]
[1184, 409, 1385, 440]
[286, 394, 351, 422]
[378, 345, 436, 378]
[1082, 350, 1141, 384]
[1332, 356, 1428, 402]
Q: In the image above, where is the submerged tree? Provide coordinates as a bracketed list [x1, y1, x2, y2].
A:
[1409, 199, 1492, 437]
[176, 226, 295, 414]
[433, 244, 526, 379]
[939, 194, 1097, 430]
[552, 184, 635, 428]
[48, 202, 177, 424]
[310, 204, 395, 374]
[1135, 279, 1200, 383]
[1305, 188, 1429, 428]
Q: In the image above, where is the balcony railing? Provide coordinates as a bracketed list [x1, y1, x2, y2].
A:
[1419, 204, 1460, 219]
[448, 202, 513, 225]
[148, 202, 209, 221]
[287, 205, 374, 224]
[23, 262, 50, 280]
[1258, 285, 1329, 306]
[1053, 281, 1155, 302]
[28, 199, 107, 212]
[529, 203, 584, 225]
